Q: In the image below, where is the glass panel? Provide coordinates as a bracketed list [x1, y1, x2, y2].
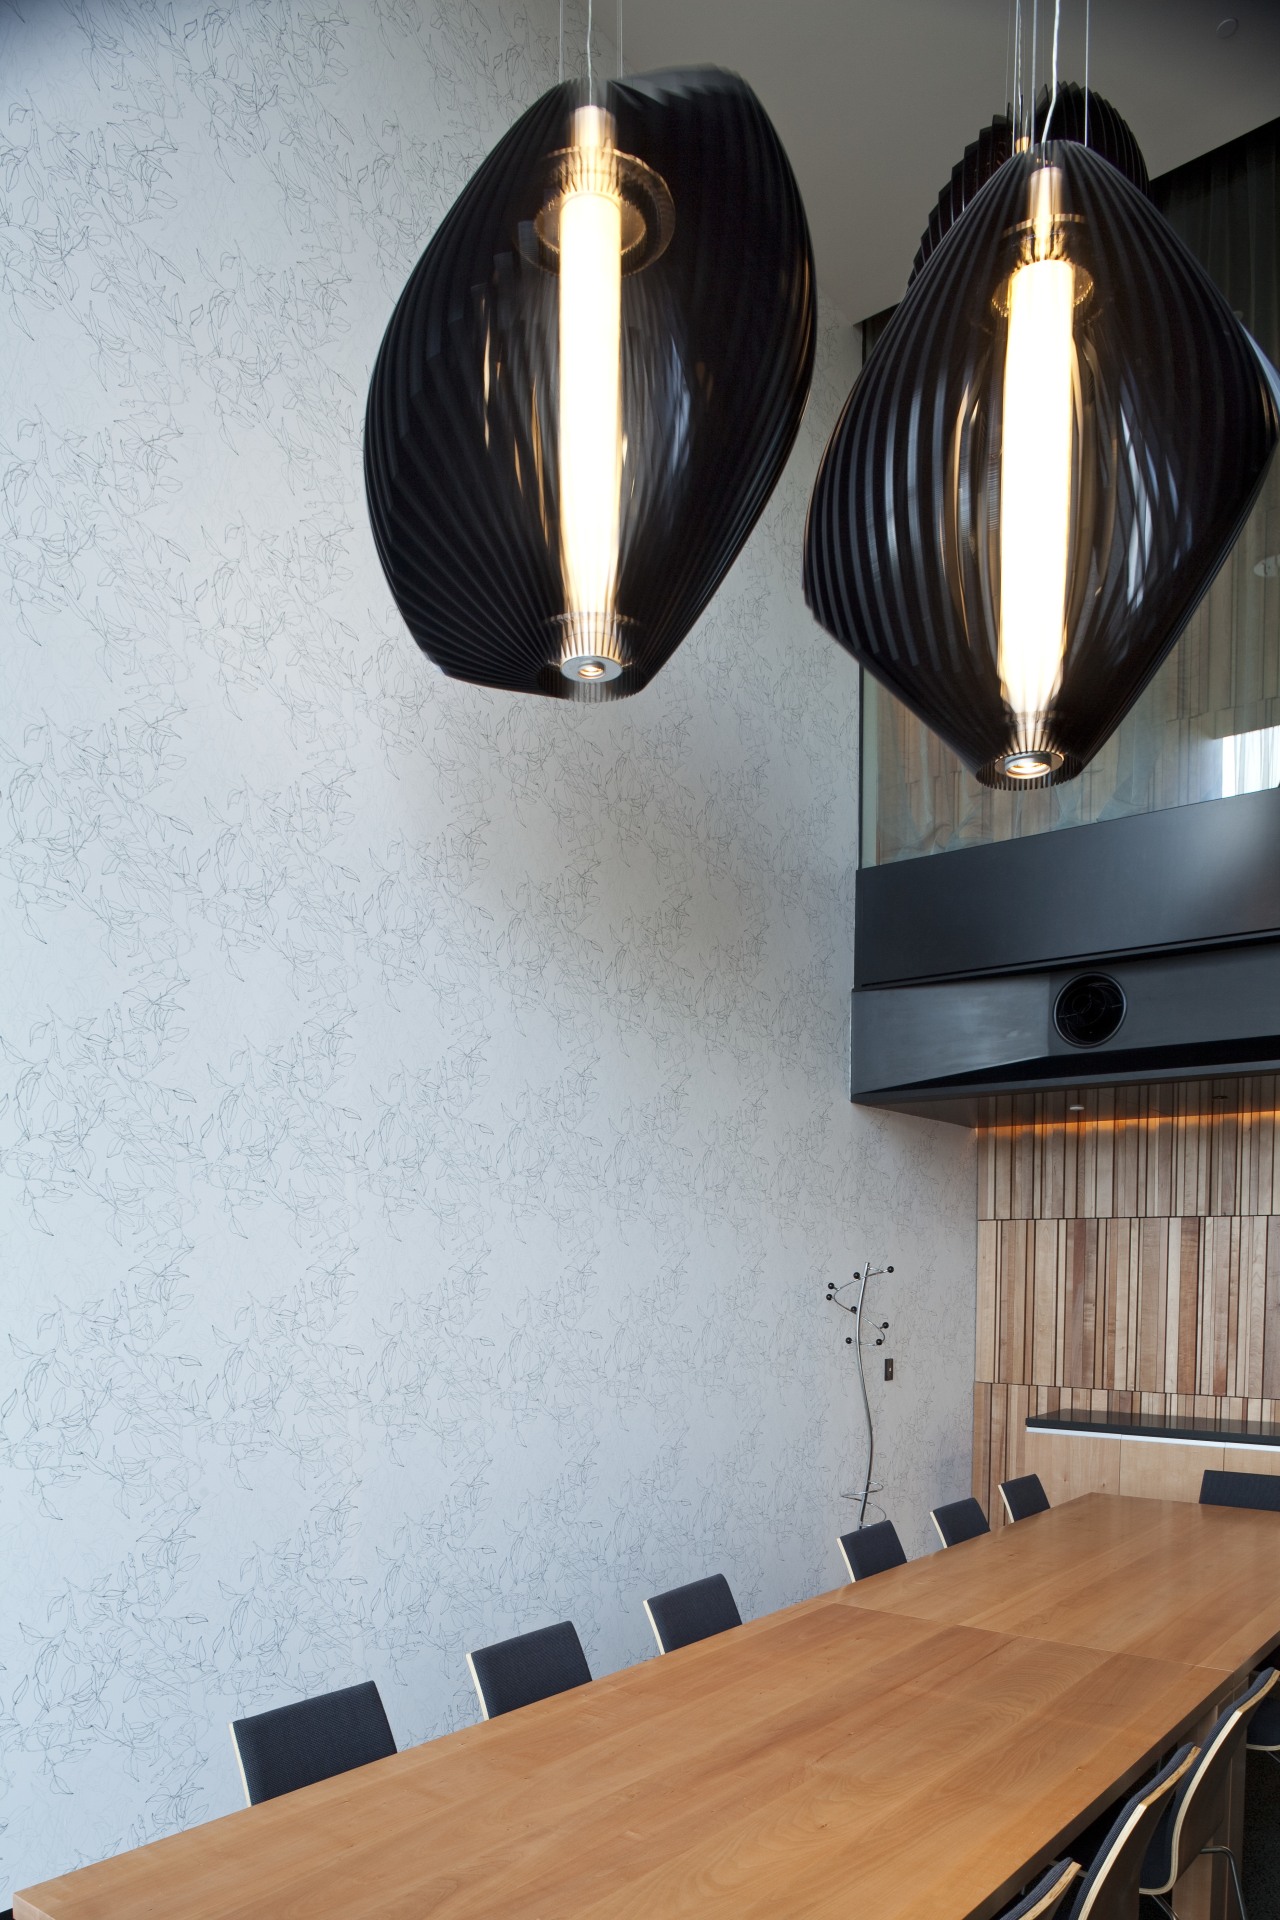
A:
[1222, 725, 1280, 798]
[862, 115, 1280, 866]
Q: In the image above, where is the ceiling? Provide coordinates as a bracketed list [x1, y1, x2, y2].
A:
[620, 0, 1280, 321]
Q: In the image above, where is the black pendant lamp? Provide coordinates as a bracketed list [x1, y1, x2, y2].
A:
[366, 68, 816, 700]
[909, 86, 1150, 284]
[804, 90, 1280, 788]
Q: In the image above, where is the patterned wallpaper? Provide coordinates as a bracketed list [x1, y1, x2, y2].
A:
[0, 0, 974, 1890]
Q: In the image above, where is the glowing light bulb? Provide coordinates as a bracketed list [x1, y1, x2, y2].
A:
[558, 106, 624, 681]
[998, 165, 1075, 770]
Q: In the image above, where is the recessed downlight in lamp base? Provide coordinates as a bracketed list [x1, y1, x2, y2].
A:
[1000, 748, 1065, 780]
[561, 652, 623, 683]
[557, 611, 628, 683]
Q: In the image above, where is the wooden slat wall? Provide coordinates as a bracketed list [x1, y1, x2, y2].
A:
[974, 1080, 1280, 1522]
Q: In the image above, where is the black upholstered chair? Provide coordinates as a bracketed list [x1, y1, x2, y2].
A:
[838, 1518, 907, 1581]
[994, 1860, 1081, 1920]
[1065, 1745, 1196, 1920]
[230, 1680, 396, 1806]
[931, 1496, 990, 1548]
[1248, 1681, 1280, 1764]
[999, 1472, 1051, 1523]
[1199, 1467, 1280, 1512]
[466, 1620, 592, 1719]
[645, 1574, 742, 1654]
[1140, 1668, 1278, 1919]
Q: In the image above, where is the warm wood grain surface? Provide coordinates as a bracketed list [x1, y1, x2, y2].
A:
[974, 1088, 1280, 1520]
[18, 1495, 1280, 1920]
[840, 1494, 1280, 1674]
[14, 1591, 1231, 1920]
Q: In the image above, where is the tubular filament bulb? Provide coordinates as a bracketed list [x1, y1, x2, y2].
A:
[998, 165, 1075, 765]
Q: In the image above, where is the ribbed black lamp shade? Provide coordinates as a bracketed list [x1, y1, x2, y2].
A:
[805, 136, 1280, 788]
[910, 86, 1150, 287]
[366, 67, 815, 700]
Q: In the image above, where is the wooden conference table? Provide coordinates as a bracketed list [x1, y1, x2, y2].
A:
[16, 1495, 1280, 1920]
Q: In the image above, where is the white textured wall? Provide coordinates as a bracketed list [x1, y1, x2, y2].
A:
[0, 0, 974, 1892]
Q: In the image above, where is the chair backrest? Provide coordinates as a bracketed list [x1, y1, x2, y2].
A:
[839, 1519, 908, 1581]
[230, 1680, 396, 1806]
[999, 1860, 1081, 1920]
[1000, 1473, 1051, 1523]
[1199, 1467, 1280, 1512]
[1068, 1745, 1197, 1920]
[1249, 1683, 1280, 1752]
[644, 1574, 742, 1654]
[466, 1620, 592, 1719]
[931, 1496, 991, 1548]
[1141, 1669, 1279, 1895]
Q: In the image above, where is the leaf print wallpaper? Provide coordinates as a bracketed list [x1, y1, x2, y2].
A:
[0, 0, 975, 1890]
